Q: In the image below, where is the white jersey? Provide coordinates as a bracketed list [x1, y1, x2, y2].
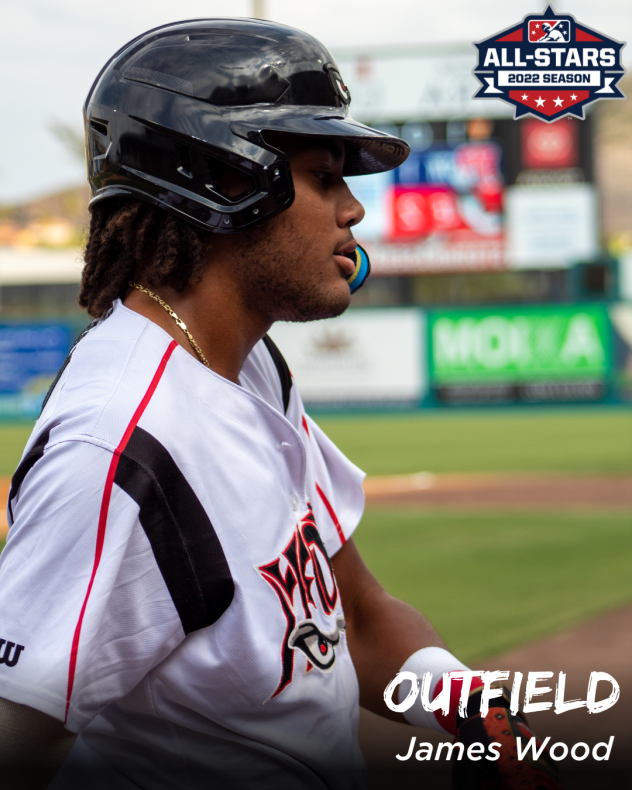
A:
[0, 300, 367, 790]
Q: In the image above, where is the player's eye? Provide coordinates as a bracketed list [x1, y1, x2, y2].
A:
[315, 170, 333, 179]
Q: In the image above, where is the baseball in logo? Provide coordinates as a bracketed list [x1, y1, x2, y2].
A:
[257, 506, 345, 698]
[473, 5, 625, 122]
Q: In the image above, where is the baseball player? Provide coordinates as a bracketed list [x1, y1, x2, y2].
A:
[540, 22, 567, 42]
[0, 19, 559, 790]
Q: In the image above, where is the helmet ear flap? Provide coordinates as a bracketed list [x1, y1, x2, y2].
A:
[176, 145, 193, 180]
[88, 118, 111, 164]
[87, 108, 295, 232]
[203, 158, 256, 203]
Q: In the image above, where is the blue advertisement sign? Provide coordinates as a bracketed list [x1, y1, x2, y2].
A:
[0, 324, 70, 418]
[394, 143, 503, 189]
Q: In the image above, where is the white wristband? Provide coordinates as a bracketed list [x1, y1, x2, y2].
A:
[394, 647, 469, 732]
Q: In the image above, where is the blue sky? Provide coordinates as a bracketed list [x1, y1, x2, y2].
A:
[1, 0, 629, 203]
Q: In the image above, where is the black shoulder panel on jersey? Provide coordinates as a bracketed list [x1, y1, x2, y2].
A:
[8, 429, 51, 525]
[262, 334, 293, 415]
[114, 426, 234, 634]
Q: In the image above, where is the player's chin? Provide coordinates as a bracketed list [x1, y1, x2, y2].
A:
[278, 278, 351, 323]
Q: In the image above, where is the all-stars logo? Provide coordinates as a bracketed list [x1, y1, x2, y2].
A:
[473, 5, 625, 122]
[257, 506, 344, 698]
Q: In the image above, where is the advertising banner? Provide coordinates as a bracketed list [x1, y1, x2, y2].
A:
[268, 309, 426, 406]
[505, 183, 599, 268]
[346, 141, 505, 274]
[0, 323, 70, 419]
[520, 118, 579, 169]
[333, 47, 512, 122]
[429, 305, 610, 403]
[609, 302, 632, 402]
[391, 142, 504, 239]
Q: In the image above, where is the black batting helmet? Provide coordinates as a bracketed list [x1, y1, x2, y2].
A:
[84, 18, 409, 234]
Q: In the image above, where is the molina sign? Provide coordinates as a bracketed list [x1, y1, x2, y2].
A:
[429, 305, 610, 403]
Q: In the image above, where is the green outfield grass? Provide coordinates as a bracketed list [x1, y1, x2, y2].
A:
[316, 409, 632, 476]
[355, 507, 632, 663]
[0, 423, 35, 476]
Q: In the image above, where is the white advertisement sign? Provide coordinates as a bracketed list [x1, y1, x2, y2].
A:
[333, 46, 512, 122]
[268, 309, 426, 404]
[505, 183, 599, 268]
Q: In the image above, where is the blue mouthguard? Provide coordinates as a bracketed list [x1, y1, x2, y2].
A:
[345, 244, 371, 294]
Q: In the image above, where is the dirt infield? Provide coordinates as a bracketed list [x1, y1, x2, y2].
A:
[364, 472, 632, 510]
[359, 604, 632, 789]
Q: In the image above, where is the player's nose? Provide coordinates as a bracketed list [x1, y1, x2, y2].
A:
[337, 183, 365, 229]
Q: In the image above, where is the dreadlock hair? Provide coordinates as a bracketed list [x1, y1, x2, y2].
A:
[79, 198, 212, 318]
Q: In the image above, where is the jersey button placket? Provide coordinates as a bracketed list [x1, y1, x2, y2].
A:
[275, 424, 307, 517]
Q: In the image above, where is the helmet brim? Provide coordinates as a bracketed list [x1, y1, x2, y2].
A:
[230, 107, 410, 177]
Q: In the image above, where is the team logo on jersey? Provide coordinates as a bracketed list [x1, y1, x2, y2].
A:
[0, 640, 24, 668]
[288, 616, 345, 672]
[473, 5, 625, 122]
[257, 506, 343, 698]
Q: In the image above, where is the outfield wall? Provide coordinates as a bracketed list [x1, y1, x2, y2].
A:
[1, 303, 631, 419]
[270, 302, 632, 410]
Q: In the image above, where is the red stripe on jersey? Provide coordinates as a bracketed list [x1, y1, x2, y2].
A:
[64, 340, 178, 723]
[301, 415, 310, 437]
[315, 482, 345, 546]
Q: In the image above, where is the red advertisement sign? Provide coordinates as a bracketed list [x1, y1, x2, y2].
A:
[521, 118, 579, 169]
[389, 142, 503, 241]
[391, 186, 466, 237]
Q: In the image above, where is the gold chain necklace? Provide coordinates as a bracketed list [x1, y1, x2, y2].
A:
[129, 282, 211, 368]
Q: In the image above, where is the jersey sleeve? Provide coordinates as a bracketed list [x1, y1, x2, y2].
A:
[0, 438, 188, 733]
